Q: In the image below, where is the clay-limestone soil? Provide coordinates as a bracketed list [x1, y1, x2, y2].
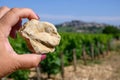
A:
[54, 51, 120, 80]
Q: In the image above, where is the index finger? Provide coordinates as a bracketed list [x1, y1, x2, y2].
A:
[0, 8, 39, 28]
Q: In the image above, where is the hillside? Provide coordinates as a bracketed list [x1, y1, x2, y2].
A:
[56, 20, 109, 33]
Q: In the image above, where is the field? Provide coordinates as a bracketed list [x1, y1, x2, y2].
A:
[28, 40, 120, 80]
[6, 33, 120, 80]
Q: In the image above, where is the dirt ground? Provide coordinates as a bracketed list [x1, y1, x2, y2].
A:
[29, 40, 120, 80]
[53, 51, 120, 80]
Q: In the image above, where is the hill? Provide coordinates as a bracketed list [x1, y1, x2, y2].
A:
[56, 20, 109, 33]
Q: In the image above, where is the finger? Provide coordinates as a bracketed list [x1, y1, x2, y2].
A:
[0, 8, 39, 37]
[0, 8, 39, 27]
[10, 19, 22, 38]
[0, 6, 10, 18]
[17, 54, 46, 69]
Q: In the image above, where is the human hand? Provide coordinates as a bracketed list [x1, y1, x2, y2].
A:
[0, 6, 46, 78]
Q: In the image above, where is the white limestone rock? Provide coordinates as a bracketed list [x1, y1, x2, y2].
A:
[19, 19, 61, 54]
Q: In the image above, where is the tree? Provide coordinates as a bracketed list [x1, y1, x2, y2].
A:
[102, 26, 120, 39]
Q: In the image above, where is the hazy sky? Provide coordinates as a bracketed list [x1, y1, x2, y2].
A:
[0, 0, 120, 25]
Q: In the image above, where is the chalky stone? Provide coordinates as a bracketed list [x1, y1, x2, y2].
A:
[19, 19, 61, 54]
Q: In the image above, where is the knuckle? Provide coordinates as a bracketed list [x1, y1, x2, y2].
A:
[11, 8, 19, 12]
[9, 8, 19, 16]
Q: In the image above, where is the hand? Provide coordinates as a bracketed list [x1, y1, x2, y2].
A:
[0, 6, 46, 78]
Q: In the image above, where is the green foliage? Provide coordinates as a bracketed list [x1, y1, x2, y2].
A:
[8, 70, 30, 80]
[102, 26, 120, 34]
[102, 26, 120, 39]
[40, 32, 113, 77]
[8, 33, 113, 79]
[40, 53, 61, 75]
[40, 45, 69, 76]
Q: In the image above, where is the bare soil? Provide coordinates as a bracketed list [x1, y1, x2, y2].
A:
[54, 51, 120, 80]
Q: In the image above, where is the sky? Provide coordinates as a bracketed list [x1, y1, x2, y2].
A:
[0, 0, 120, 25]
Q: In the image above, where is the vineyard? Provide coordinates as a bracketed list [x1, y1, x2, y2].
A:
[7, 32, 114, 80]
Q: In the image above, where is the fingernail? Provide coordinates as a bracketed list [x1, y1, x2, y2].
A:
[36, 14, 40, 20]
[41, 54, 46, 60]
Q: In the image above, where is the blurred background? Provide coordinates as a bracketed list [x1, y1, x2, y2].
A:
[0, 0, 120, 80]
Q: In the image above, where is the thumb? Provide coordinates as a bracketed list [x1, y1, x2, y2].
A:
[17, 54, 46, 69]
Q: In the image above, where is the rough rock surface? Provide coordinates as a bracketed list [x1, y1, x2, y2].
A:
[19, 19, 61, 53]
